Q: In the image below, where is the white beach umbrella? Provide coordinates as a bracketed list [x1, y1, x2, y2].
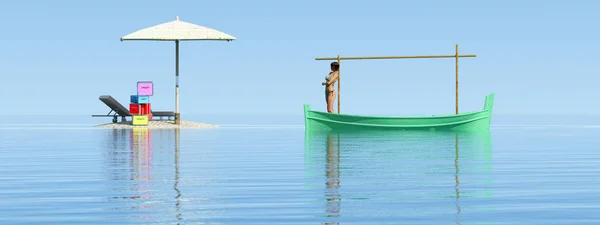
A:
[121, 16, 236, 124]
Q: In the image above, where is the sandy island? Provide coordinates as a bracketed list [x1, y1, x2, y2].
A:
[95, 120, 219, 129]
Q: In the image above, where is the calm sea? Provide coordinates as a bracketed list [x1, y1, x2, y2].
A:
[0, 115, 599, 224]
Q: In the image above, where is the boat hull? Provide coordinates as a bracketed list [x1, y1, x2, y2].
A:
[304, 93, 494, 132]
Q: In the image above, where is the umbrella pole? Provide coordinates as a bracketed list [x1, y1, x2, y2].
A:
[175, 40, 180, 124]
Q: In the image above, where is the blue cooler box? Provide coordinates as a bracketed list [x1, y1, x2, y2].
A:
[131, 95, 150, 104]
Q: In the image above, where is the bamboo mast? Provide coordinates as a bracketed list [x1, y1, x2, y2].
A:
[455, 44, 459, 114]
[337, 54, 341, 114]
[315, 46, 476, 114]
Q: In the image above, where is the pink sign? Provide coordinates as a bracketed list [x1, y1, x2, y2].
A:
[137, 81, 153, 96]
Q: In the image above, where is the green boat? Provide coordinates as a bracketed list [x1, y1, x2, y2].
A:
[304, 93, 494, 132]
[305, 45, 492, 132]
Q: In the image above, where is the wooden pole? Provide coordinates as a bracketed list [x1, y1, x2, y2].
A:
[337, 54, 341, 114]
[455, 44, 459, 115]
[315, 54, 476, 61]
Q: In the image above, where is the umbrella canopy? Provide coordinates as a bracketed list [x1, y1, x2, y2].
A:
[121, 16, 236, 41]
[120, 16, 235, 125]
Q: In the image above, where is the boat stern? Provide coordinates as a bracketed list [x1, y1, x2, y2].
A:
[455, 93, 494, 131]
[484, 93, 495, 112]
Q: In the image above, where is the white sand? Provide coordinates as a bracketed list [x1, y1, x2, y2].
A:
[95, 120, 218, 129]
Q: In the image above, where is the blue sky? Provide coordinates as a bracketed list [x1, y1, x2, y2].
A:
[0, 0, 598, 116]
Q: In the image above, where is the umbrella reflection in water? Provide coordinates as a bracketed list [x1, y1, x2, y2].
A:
[173, 128, 181, 224]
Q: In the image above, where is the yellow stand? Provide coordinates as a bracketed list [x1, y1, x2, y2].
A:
[133, 115, 149, 126]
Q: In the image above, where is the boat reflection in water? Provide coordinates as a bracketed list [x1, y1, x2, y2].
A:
[104, 127, 182, 224]
[304, 129, 493, 224]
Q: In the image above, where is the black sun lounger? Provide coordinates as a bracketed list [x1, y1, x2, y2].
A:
[92, 95, 176, 123]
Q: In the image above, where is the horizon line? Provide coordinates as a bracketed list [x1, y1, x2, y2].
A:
[2, 113, 600, 116]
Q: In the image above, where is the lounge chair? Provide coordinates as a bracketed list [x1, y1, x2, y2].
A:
[92, 95, 175, 123]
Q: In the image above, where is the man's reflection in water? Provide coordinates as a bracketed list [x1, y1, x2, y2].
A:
[325, 132, 341, 224]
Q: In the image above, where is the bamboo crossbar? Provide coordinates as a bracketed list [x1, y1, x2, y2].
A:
[315, 54, 476, 61]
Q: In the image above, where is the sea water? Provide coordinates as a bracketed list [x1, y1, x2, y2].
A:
[0, 115, 599, 224]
